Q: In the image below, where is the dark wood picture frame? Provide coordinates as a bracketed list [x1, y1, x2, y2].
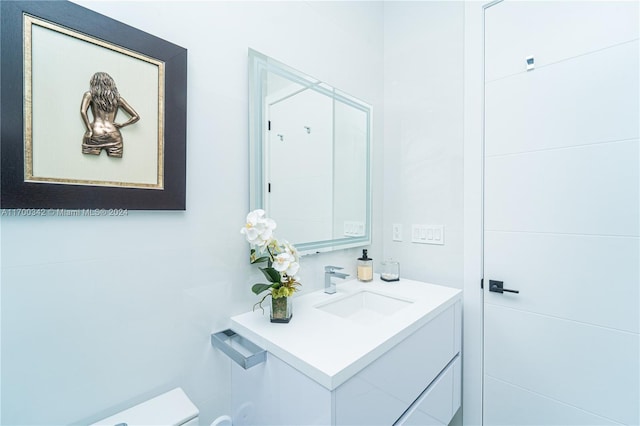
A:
[1, 0, 187, 210]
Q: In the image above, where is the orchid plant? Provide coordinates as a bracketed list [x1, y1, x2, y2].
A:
[241, 209, 301, 311]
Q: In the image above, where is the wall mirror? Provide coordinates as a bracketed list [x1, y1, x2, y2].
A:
[248, 49, 372, 254]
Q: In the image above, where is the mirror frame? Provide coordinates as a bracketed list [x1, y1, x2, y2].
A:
[248, 49, 372, 254]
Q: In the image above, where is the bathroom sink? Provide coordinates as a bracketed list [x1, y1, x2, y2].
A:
[315, 290, 413, 324]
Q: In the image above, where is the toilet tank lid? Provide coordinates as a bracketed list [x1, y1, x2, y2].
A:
[92, 388, 199, 426]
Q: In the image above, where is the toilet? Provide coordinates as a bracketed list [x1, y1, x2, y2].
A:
[92, 388, 199, 426]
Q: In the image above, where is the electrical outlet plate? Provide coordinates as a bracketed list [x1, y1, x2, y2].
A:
[411, 224, 444, 245]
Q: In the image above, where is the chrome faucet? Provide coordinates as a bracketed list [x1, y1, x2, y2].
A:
[324, 265, 350, 294]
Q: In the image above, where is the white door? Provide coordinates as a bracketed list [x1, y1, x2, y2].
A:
[483, 1, 639, 424]
[267, 89, 334, 244]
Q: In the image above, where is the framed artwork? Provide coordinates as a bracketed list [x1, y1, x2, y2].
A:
[1, 0, 187, 210]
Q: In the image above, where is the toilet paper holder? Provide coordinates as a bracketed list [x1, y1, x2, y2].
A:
[211, 329, 266, 369]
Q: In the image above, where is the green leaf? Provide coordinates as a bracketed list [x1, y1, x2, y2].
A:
[260, 267, 281, 283]
[252, 283, 273, 295]
[250, 248, 270, 264]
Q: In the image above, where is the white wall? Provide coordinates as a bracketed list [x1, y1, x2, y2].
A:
[382, 1, 465, 289]
[0, 2, 384, 425]
[383, 4, 465, 424]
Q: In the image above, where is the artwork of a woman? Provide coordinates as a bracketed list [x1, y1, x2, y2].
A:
[80, 72, 140, 157]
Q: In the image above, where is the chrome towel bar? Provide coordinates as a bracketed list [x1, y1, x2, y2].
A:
[211, 329, 266, 369]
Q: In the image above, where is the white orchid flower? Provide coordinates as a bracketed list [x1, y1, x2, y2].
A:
[286, 261, 300, 277]
[240, 209, 276, 248]
[271, 252, 298, 276]
[242, 209, 302, 312]
[281, 240, 299, 261]
[272, 252, 293, 273]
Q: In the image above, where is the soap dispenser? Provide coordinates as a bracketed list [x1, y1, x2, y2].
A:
[357, 249, 373, 282]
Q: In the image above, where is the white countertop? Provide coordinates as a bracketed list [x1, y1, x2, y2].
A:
[230, 276, 462, 390]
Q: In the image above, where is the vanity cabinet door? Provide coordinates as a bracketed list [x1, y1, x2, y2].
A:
[334, 304, 457, 425]
[231, 353, 332, 426]
[395, 355, 461, 426]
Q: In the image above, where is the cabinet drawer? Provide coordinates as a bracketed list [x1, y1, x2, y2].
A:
[395, 355, 461, 426]
[335, 303, 458, 425]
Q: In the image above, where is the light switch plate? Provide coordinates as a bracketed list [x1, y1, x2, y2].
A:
[392, 224, 403, 241]
[344, 221, 365, 237]
[411, 224, 444, 245]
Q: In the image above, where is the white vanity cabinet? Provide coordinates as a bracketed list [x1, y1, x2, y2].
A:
[334, 301, 461, 425]
[227, 278, 462, 426]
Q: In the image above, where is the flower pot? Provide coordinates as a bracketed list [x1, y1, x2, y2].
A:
[270, 296, 292, 323]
